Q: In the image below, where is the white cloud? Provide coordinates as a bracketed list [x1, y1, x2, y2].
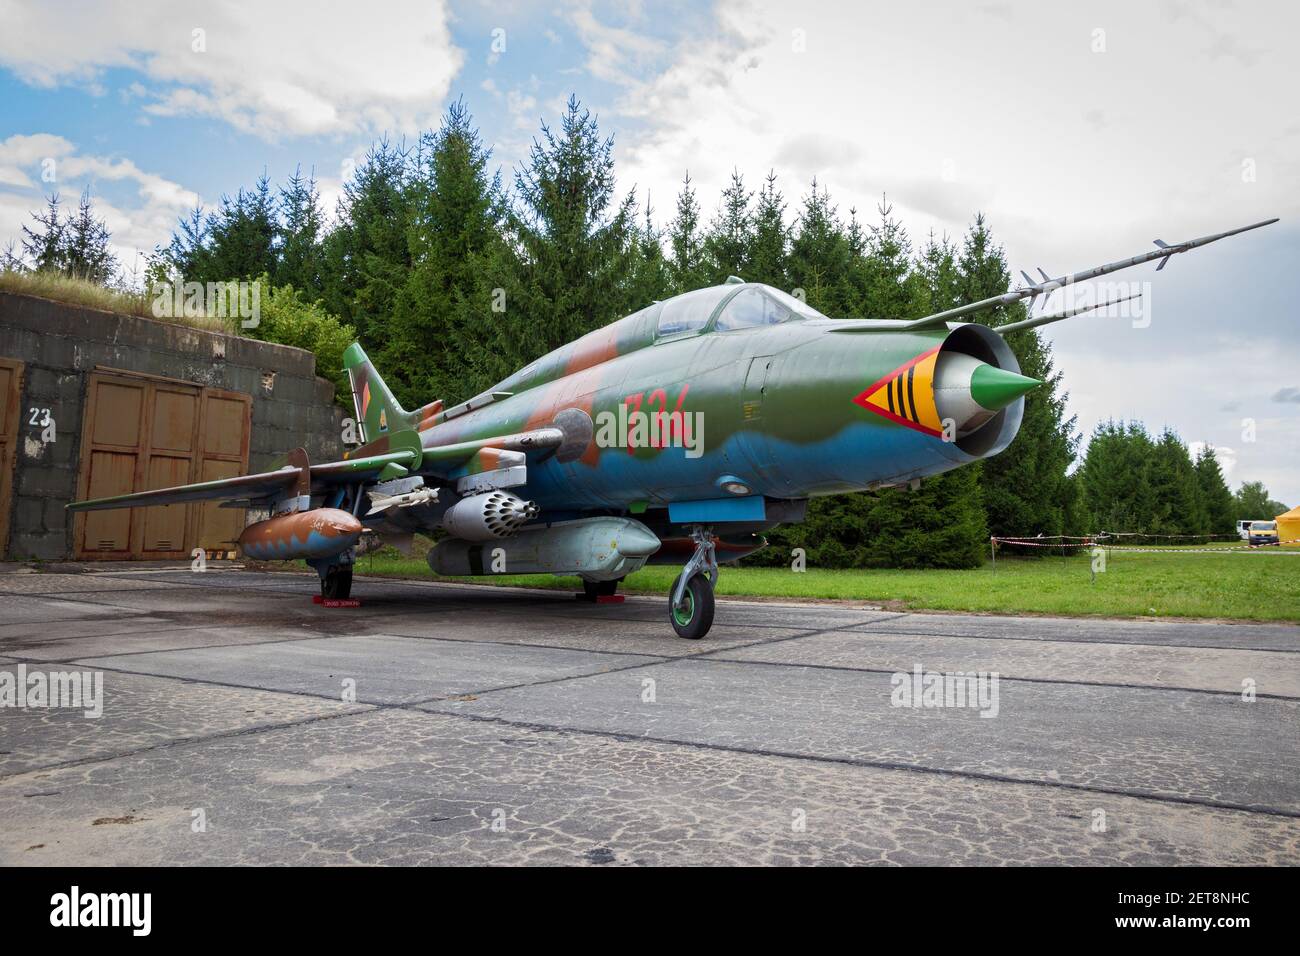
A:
[0, 0, 465, 139]
[563, 0, 1300, 502]
[0, 133, 200, 274]
[567, 0, 666, 88]
[579, 0, 1297, 269]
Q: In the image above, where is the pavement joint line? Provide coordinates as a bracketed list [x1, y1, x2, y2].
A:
[1, 572, 919, 635]
[15, 610, 1279, 703]
[12, 568, 1300, 629]
[62, 571, 917, 623]
[690, 654, 1300, 701]
[0, 593, 189, 615]
[371, 628, 723, 660]
[4, 634, 680, 709]
[0, 648, 673, 780]
[1, 655, 397, 708]
[686, 618, 907, 659]
[411, 708, 1300, 822]
[6, 655, 1298, 824]
[0, 593, 470, 630]
[844, 625, 1300, 655]
[23, 573, 1300, 649]
[9, 679, 1298, 826]
[374, 616, 871, 661]
[42, 612, 868, 676]
[1, 619, 313, 649]
[7, 626, 393, 663]
[406, 655, 676, 705]
[6, 602, 869, 658]
[7, 583, 469, 614]
[13, 619, 711, 666]
[0, 706, 378, 782]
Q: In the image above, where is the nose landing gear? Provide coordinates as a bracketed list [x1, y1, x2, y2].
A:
[669, 526, 717, 639]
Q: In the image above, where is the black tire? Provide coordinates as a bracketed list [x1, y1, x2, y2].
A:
[321, 565, 353, 600]
[581, 577, 622, 601]
[669, 572, 714, 640]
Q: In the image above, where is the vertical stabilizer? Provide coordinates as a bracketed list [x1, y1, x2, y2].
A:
[343, 343, 411, 444]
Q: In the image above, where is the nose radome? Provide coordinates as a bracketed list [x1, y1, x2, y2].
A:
[969, 363, 1042, 411]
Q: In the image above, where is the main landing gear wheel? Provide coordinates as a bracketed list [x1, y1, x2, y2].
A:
[580, 577, 622, 601]
[321, 565, 353, 600]
[669, 571, 714, 640]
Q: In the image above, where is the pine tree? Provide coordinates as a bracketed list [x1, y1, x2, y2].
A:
[787, 179, 853, 314]
[320, 138, 413, 345]
[275, 166, 324, 297]
[1147, 428, 1201, 535]
[667, 172, 706, 293]
[20, 189, 118, 283]
[481, 95, 639, 383]
[747, 170, 788, 290]
[1194, 445, 1235, 534]
[858, 195, 912, 318]
[703, 169, 753, 282]
[909, 230, 960, 316]
[0, 239, 23, 273]
[20, 195, 66, 273]
[203, 174, 278, 282]
[1079, 420, 1157, 531]
[383, 100, 503, 407]
[164, 205, 215, 282]
[960, 214, 1079, 539]
[627, 198, 670, 309]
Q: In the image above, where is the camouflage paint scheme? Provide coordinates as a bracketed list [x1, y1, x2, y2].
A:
[350, 282, 1023, 518]
[65, 219, 1277, 633]
[237, 508, 363, 561]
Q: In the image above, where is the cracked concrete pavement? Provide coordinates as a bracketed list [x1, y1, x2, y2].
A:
[1, 566, 1297, 865]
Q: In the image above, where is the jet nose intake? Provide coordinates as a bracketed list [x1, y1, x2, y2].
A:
[969, 363, 1042, 411]
[932, 351, 1041, 437]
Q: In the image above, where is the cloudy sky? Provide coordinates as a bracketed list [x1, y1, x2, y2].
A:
[1, 0, 1296, 504]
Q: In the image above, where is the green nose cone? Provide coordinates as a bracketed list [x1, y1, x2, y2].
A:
[970, 364, 1042, 411]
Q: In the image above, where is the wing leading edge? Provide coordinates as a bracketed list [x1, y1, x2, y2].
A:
[67, 427, 564, 513]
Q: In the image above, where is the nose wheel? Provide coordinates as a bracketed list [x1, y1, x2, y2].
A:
[669, 526, 717, 639]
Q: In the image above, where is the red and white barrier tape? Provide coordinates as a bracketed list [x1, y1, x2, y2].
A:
[991, 536, 1300, 553]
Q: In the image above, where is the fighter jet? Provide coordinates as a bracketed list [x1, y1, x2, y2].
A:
[68, 219, 1277, 638]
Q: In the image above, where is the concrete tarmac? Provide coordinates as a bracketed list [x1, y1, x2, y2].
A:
[1, 566, 1296, 865]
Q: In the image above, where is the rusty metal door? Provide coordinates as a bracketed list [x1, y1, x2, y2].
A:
[75, 371, 251, 559]
[194, 389, 251, 553]
[77, 374, 146, 557]
[0, 358, 23, 558]
[140, 383, 199, 556]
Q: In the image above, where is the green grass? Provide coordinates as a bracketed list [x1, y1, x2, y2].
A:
[0, 269, 230, 332]
[356, 547, 1300, 623]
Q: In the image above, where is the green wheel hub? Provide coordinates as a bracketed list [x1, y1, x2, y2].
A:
[672, 590, 695, 626]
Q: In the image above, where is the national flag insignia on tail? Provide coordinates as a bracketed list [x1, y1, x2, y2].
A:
[852, 345, 945, 437]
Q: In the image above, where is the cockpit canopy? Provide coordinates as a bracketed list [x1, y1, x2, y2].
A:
[656, 283, 826, 338]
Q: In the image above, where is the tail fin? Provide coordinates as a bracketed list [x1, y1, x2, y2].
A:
[343, 343, 412, 444]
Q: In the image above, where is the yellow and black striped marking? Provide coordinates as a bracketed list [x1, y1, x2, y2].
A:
[852, 345, 944, 438]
